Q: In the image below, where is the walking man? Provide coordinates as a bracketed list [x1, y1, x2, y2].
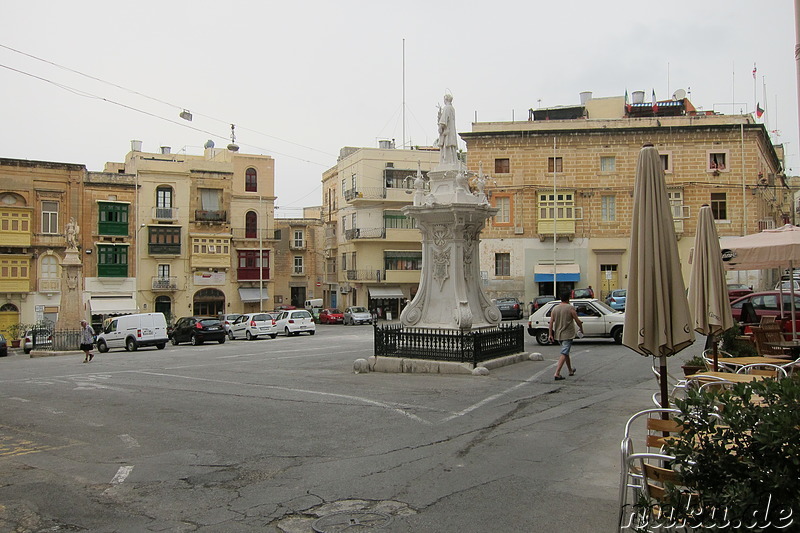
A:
[79, 320, 95, 363]
[548, 292, 583, 380]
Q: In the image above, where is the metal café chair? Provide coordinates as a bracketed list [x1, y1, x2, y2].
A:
[701, 349, 737, 373]
[618, 408, 683, 530]
[735, 363, 788, 379]
[624, 452, 694, 529]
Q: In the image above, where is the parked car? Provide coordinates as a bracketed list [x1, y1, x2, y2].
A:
[605, 289, 627, 311]
[727, 283, 753, 301]
[495, 297, 524, 320]
[23, 327, 53, 354]
[531, 296, 555, 314]
[274, 309, 316, 336]
[571, 287, 595, 299]
[95, 312, 169, 352]
[730, 291, 800, 337]
[229, 313, 277, 340]
[0, 333, 7, 357]
[319, 308, 344, 324]
[220, 313, 242, 334]
[527, 299, 625, 345]
[343, 306, 373, 325]
[774, 280, 800, 291]
[170, 317, 227, 345]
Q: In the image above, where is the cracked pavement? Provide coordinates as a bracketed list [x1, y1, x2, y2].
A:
[0, 323, 704, 532]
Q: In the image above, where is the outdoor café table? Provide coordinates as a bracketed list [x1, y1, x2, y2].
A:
[712, 356, 791, 370]
[766, 340, 800, 357]
[686, 371, 767, 384]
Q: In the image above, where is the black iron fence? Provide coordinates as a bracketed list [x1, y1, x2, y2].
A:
[28, 328, 82, 352]
[374, 323, 525, 367]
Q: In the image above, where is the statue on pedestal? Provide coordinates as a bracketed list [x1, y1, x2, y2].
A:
[437, 94, 459, 168]
[66, 217, 80, 250]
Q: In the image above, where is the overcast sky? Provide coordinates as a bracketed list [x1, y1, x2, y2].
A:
[2, 1, 798, 216]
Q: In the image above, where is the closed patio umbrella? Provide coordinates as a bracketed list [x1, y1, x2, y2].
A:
[623, 144, 695, 409]
[688, 205, 734, 370]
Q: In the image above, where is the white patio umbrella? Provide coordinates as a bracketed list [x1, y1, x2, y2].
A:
[688, 205, 734, 370]
[721, 224, 800, 339]
[623, 145, 695, 409]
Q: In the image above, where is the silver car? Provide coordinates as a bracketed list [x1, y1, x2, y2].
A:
[343, 306, 373, 325]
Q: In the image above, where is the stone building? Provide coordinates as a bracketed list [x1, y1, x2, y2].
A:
[321, 143, 440, 318]
[460, 91, 787, 304]
[272, 208, 324, 309]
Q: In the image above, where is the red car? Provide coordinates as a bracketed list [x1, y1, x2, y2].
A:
[730, 291, 800, 338]
[318, 308, 344, 324]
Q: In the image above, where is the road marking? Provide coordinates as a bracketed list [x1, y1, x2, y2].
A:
[135, 370, 431, 425]
[111, 465, 133, 484]
[440, 364, 557, 423]
[118, 434, 140, 448]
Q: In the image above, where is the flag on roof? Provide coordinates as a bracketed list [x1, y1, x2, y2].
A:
[756, 103, 764, 118]
[753, 64, 757, 79]
[652, 90, 658, 113]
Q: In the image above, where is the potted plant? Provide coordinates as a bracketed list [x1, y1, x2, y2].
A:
[681, 354, 706, 377]
[7, 323, 29, 348]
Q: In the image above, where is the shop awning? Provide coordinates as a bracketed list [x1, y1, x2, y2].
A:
[368, 286, 404, 298]
[533, 264, 581, 282]
[239, 288, 269, 303]
[89, 297, 138, 315]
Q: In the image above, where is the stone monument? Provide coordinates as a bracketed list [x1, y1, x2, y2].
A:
[400, 94, 502, 330]
[56, 217, 85, 332]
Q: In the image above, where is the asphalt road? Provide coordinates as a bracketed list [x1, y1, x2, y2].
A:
[0, 321, 706, 532]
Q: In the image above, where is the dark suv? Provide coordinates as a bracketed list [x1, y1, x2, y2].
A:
[170, 317, 227, 346]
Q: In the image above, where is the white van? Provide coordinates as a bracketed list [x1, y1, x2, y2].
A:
[95, 312, 169, 352]
[304, 298, 323, 311]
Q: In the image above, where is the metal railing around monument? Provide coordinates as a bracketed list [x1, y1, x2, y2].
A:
[27, 328, 82, 352]
[373, 323, 525, 368]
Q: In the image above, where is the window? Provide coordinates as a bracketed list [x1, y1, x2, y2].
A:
[548, 157, 563, 173]
[97, 245, 128, 277]
[148, 226, 181, 254]
[600, 156, 616, 172]
[384, 251, 422, 271]
[659, 153, 672, 173]
[245, 167, 257, 192]
[42, 201, 58, 234]
[493, 195, 512, 225]
[0, 257, 29, 281]
[245, 211, 258, 239]
[711, 192, 727, 220]
[495, 253, 511, 277]
[384, 210, 416, 229]
[98, 202, 129, 236]
[351, 252, 357, 271]
[155, 186, 173, 218]
[495, 158, 510, 174]
[158, 264, 170, 278]
[708, 152, 727, 171]
[237, 250, 270, 280]
[668, 190, 686, 219]
[351, 173, 356, 190]
[601, 195, 616, 222]
[192, 237, 229, 254]
[41, 255, 58, 278]
[294, 256, 304, 275]
[293, 230, 305, 248]
[538, 192, 575, 219]
[199, 188, 221, 211]
[341, 253, 347, 271]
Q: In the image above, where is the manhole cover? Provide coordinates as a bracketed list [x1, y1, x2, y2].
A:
[312, 511, 393, 532]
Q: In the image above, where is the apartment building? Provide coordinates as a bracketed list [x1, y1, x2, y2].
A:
[321, 143, 440, 318]
[460, 91, 787, 305]
[272, 208, 323, 308]
[102, 140, 277, 322]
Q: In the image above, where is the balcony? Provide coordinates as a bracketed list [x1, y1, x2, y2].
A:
[344, 187, 386, 202]
[231, 228, 276, 241]
[151, 206, 179, 221]
[237, 267, 270, 281]
[38, 278, 61, 293]
[384, 269, 421, 284]
[0, 208, 32, 247]
[345, 227, 386, 240]
[98, 221, 129, 237]
[151, 276, 178, 291]
[0, 279, 30, 292]
[758, 218, 776, 232]
[195, 210, 227, 223]
[148, 243, 181, 255]
[537, 220, 576, 240]
[346, 269, 383, 282]
[290, 240, 306, 250]
[190, 252, 230, 270]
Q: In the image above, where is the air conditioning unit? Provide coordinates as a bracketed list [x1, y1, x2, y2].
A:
[514, 226, 524, 235]
[207, 245, 216, 253]
[339, 285, 351, 294]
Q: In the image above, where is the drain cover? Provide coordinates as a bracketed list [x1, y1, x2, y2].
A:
[312, 511, 393, 532]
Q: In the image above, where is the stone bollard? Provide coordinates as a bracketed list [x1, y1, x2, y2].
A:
[529, 352, 544, 361]
[353, 358, 370, 374]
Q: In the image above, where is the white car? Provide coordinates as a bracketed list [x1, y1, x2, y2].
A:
[274, 309, 316, 336]
[343, 306, 373, 325]
[229, 313, 278, 340]
[527, 299, 625, 345]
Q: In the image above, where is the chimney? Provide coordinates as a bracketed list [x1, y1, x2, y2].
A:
[632, 91, 645, 104]
[160, 146, 171, 155]
[131, 140, 142, 152]
[579, 91, 592, 105]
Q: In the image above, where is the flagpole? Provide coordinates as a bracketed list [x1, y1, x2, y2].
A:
[753, 63, 758, 118]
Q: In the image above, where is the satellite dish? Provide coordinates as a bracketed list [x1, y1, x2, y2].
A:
[672, 89, 686, 101]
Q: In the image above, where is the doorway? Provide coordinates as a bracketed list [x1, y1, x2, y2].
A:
[193, 288, 225, 316]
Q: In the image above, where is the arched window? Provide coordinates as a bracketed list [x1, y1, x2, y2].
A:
[41, 256, 58, 278]
[245, 168, 257, 192]
[245, 211, 258, 239]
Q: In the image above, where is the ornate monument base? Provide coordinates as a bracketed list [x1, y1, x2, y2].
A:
[55, 249, 84, 331]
